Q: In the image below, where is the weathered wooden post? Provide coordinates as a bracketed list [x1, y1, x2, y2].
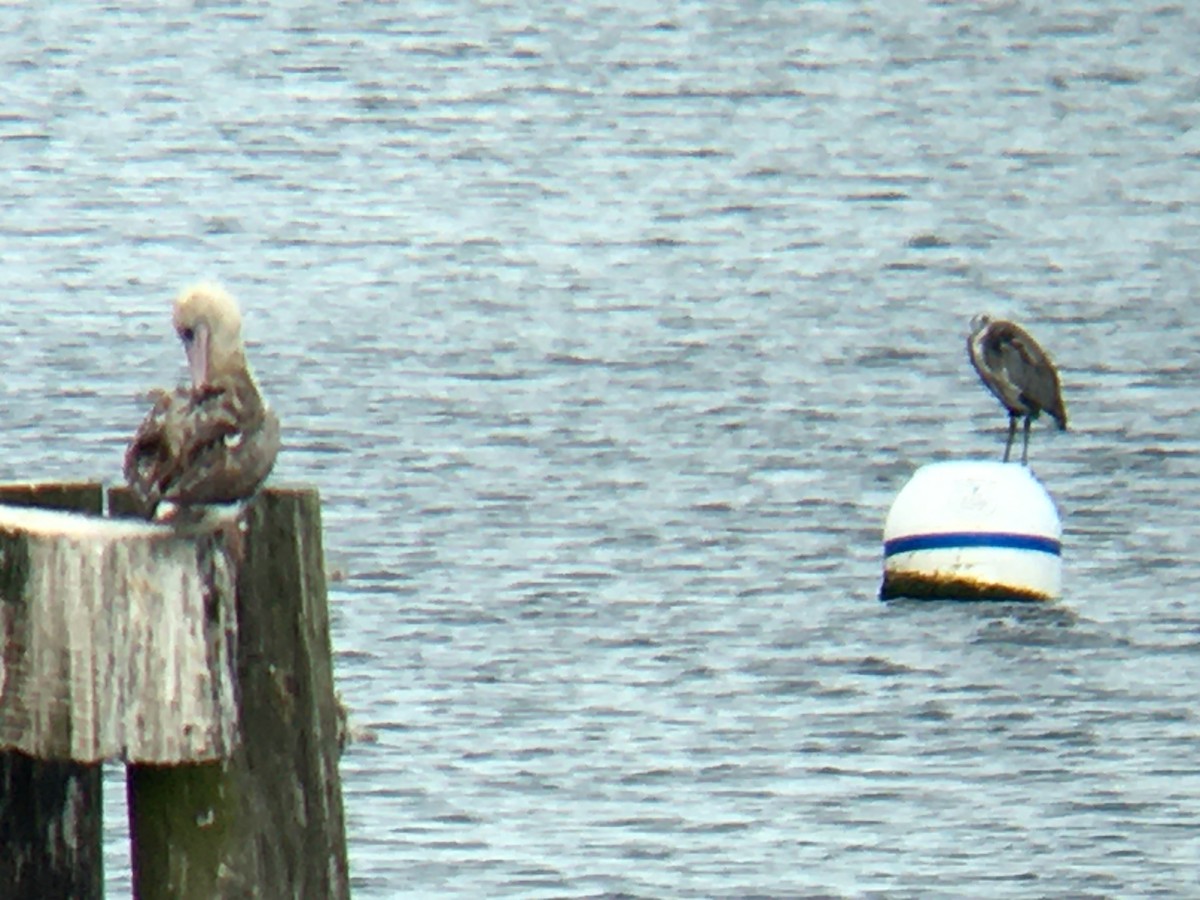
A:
[0, 485, 348, 899]
[0, 483, 107, 900]
[118, 488, 350, 899]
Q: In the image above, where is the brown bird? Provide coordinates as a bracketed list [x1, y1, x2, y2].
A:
[967, 314, 1067, 465]
[124, 283, 280, 519]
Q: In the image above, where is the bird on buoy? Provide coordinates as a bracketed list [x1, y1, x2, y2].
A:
[967, 314, 1067, 465]
[124, 283, 281, 520]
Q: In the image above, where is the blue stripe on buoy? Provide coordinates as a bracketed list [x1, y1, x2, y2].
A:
[883, 532, 1061, 558]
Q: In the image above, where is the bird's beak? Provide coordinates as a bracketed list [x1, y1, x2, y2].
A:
[185, 323, 211, 388]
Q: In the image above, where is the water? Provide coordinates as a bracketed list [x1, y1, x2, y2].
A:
[2, 1, 1200, 896]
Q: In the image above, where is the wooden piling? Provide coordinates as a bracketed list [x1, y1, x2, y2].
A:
[0, 483, 105, 900]
[123, 488, 350, 900]
[0, 503, 240, 762]
[0, 484, 348, 899]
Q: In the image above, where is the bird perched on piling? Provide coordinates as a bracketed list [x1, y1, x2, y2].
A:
[967, 314, 1067, 465]
[124, 283, 281, 520]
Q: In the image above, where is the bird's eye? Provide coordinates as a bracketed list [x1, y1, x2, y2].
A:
[179, 327, 195, 343]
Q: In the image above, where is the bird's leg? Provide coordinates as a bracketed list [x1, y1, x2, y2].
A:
[1021, 416, 1032, 465]
[1003, 414, 1017, 463]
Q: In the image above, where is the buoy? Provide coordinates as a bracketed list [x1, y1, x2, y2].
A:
[880, 460, 1062, 602]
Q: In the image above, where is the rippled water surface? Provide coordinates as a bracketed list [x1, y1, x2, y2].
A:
[4, 1, 1200, 896]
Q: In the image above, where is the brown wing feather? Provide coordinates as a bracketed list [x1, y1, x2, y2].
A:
[123, 374, 280, 517]
[123, 388, 189, 516]
[993, 323, 1068, 429]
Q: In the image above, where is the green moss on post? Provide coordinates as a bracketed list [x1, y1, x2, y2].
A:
[128, 762, 235, 898]
[231, 488, 350, 896]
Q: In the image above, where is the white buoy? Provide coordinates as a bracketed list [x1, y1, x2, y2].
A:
[880, 460, 1062, 602]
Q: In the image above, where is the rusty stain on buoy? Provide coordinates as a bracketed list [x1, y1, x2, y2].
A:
[879, 569, 1053, 603]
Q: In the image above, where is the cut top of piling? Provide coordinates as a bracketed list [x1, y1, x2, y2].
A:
[0, 501, 241, 763]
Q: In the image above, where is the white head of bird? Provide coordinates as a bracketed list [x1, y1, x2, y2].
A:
[172, 283, 246, 389]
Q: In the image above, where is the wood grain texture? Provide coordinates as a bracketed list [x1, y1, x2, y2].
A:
[0, 501, 239, 763]
[0, 483, 105, 900]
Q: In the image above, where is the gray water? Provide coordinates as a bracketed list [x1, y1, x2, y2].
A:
[2, 1, 1200, 896]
